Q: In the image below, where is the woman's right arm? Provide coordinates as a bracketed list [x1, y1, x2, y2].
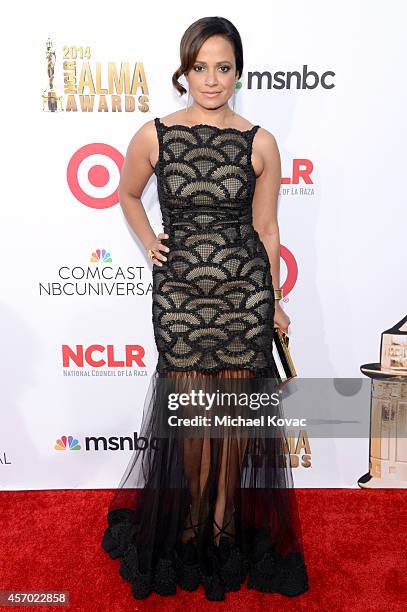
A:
[118, 120, 169, 266]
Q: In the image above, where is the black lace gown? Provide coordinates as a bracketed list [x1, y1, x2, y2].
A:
[101, 117, 309, 601]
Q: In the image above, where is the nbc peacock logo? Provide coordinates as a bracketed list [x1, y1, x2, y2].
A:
[90, 248, 112, 263]
[54, 435, 81, 451]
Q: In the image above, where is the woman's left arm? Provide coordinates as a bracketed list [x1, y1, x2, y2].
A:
[251, 128, 291, 332]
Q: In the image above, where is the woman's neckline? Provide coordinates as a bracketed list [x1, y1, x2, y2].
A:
[155, 116, 259, 135]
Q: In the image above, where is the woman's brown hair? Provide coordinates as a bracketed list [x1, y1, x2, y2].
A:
[172, 16, 244, 96]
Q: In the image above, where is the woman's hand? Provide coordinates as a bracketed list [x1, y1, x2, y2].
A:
[273, 301, 291, 333]
[147, 232, 170, 266]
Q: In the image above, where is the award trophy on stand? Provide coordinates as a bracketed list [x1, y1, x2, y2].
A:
[42, 37, 63, 112]
[359, 315, 407, 488]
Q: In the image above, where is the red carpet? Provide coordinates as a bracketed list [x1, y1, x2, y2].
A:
[1, 489, 406, 611]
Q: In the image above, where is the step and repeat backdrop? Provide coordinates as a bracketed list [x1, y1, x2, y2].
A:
[1, 1, 405, 489]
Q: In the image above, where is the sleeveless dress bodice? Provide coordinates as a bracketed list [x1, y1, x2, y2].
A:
[152, 117, 276, 375]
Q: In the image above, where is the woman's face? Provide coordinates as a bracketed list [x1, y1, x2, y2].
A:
[186, 35, 238, 110]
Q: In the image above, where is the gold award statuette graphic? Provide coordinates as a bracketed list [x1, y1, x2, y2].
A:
[42, 37, 63, 112]
[359, 314, 407, 488]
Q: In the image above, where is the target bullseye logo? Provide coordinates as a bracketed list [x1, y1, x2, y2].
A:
[280, 245, 298, 298]
[67, 143, 124, 209]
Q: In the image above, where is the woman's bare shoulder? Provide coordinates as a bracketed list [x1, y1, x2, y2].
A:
[256, 124, 278, 144]
[254, 125, 280, 158]
[133, 118, 158, 138]
[124, 118, 158, 152]
[252, 126, 281, 178]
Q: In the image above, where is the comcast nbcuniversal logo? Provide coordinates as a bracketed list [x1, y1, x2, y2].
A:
[54, 435, 81, 451]
[38, 248, 151, 297]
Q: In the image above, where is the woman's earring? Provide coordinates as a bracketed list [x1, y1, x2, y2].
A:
[185, 89, 191, 111]
[232, 80, 240, 112]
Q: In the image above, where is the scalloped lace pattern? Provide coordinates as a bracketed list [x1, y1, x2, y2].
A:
[152, 118, 275, 375]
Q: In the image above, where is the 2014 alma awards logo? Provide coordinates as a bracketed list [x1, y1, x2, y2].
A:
[41, 36, 148, 113]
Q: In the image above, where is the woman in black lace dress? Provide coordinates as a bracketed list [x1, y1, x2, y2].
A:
[101, 16, 309, 602]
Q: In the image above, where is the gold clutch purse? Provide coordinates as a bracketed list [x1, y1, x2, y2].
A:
[271, 327, 297, 385]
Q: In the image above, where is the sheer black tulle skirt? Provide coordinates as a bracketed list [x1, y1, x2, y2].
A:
[101, 368, 309, 601]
